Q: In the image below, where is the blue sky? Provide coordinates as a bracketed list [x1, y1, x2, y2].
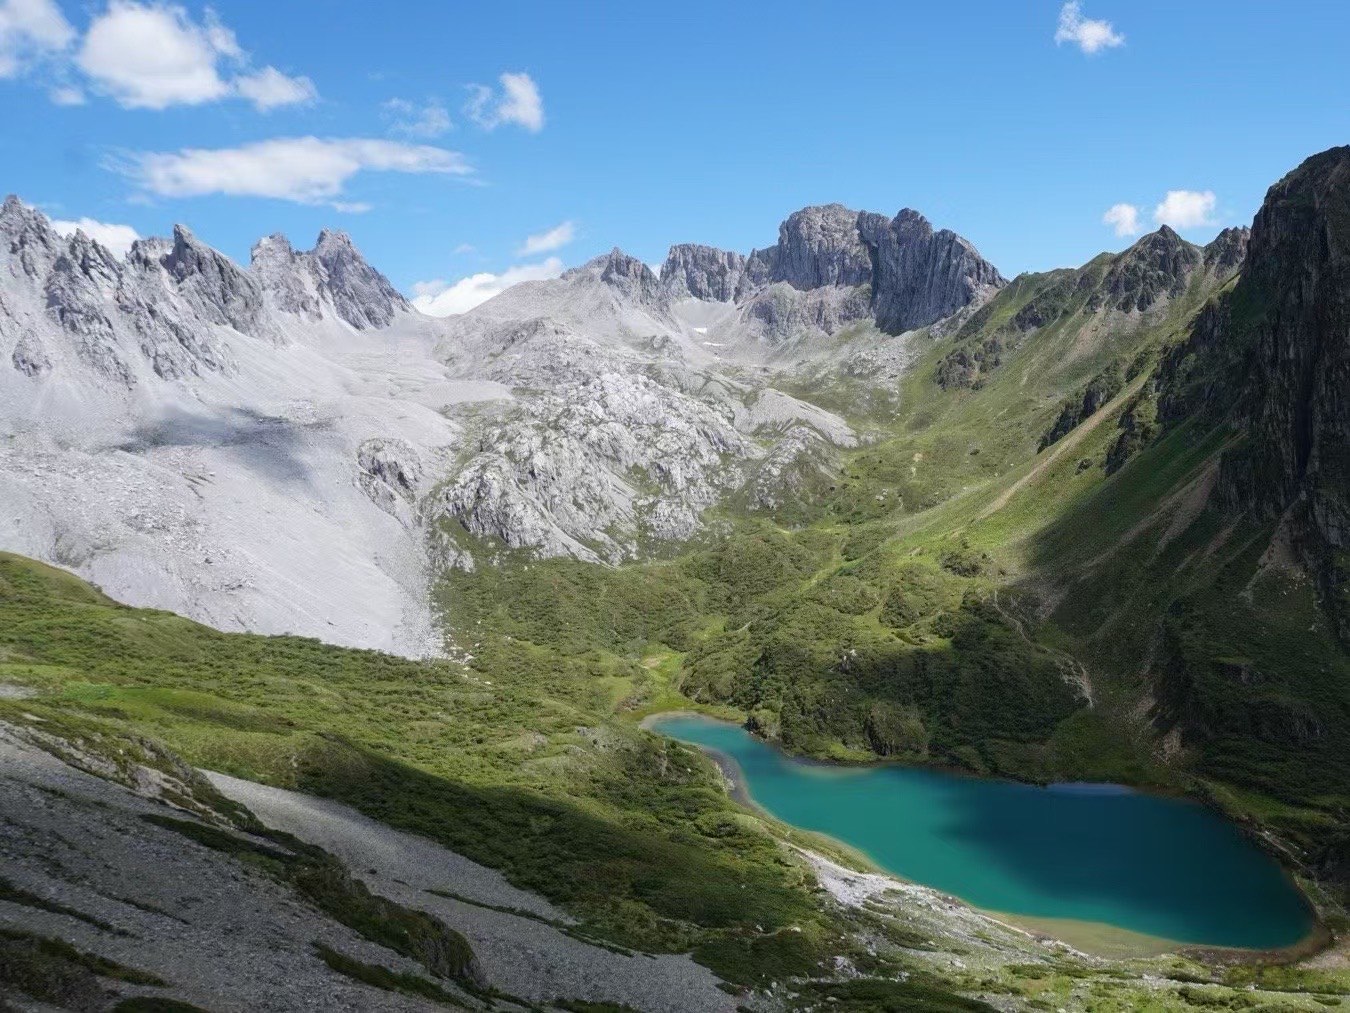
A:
[2, 1, 1347, 314]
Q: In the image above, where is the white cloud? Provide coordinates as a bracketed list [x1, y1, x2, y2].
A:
[1102, 202, 1141, 237]
[1054, 2, 1124, 55]
[0, 0, 76, 77]
[518, 220, 575, 255]
[453, 242, 476, 254]
[51, 216, 139, 257]
[119, 136, 472, 207]
[384, 98, 451, 138]
[465, 71, 544, 132]
[77, 2, 235, 108]
[412, 257, 563, 316]
[1153, 189, 1217, 229]
[72, 2, 316, 111]
[235, 65, 316, 111]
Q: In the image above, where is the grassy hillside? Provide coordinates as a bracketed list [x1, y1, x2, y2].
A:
[9, 555, 1350, 1011]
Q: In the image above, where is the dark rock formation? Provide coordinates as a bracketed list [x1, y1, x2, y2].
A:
[1092, 226, 1202, 313]
[157, 225, 270, 338]
[594, 247, 661, 303]
[1203, 225, 1251, 276]
[1156, 146, 1350, 634]
[1215, 148, 1350, 552]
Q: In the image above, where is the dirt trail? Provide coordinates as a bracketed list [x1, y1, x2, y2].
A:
[979, 377, 1148, 521]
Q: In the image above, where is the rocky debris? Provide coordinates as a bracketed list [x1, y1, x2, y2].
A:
[660, 243, 748, 301]
[358, 438, 426, 523]
[0, 197, 462, 657]
[209, 772, 738, 1012]
[0, 722, 460, 1012]
[740, 281, 873, 342]
[436, 368, 758, 562]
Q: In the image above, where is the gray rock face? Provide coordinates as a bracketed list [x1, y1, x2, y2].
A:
[156, 225, 271, 338]
[249, 228, 411, 330]
[741, 282, 872, 340]
[655, 202, 1004, 338]
[660, 244, 748, 301]
[1204, 225, 1251, 276]
[858, 208, 1007, 333]
[250, 233, 324, 320]
[311, 228, 410, 329]
[765, 203, 874, 290]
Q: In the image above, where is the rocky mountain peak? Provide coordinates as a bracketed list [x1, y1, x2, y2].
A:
[0, 195, 63, 280]
[768, 203, 873, 290]
[1094, 226, 1203, 313]
[596, 247, 661, 302]
[315, 228, 357, 254]
[660, 243, 747, 302]
[1204, 226, 1251, 274]
[857, 209, 1005, 333]
[891, 207, 935, 241]
[156, 223, 269, 338]
[307, 228, 409, 330]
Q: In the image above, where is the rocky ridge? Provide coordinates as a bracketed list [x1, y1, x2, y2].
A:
[657, 202, 1005, 340]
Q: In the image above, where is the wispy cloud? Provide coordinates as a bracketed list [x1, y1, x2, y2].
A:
[0, 0, 75, 78]
[518, 220, 575, 255]
[465, 71, 544, 132]
[383, 97, 452, 138]
[412, 257, 562, 316]
[1054, 2, 1124, 55]
[1101, 203, 1141, 237]
[1153, 190, 1217, 229]
[235, 65, 317, 111]
[117, 136, 472, 208]
[51, 215, 140, 257]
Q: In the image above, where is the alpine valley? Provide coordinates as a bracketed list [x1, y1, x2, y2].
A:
[2, 147, 1350, 1012]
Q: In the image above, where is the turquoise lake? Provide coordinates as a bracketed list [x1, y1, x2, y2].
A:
[650, 714, 1315, 950]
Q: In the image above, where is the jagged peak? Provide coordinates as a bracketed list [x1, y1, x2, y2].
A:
[891, 207, 935, 239]
[314, 228, 358, 254]
[1119, 225, 1201, 262]
[0, 193, 56, 239]
[250, 232, 296, 261]
[1204, 226, 1251, 273]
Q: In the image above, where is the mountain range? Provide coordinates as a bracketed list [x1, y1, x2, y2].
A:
[1, 147, 1348, 1011]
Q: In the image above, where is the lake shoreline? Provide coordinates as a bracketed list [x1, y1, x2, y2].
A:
[641, 709, 1328, 964]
